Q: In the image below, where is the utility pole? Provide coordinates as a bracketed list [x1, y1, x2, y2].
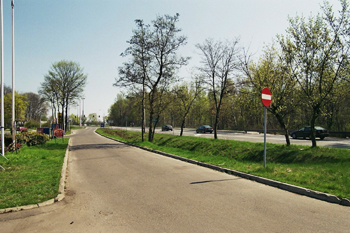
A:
[11, 0, 16, 151]
[82, 98, 85, 126]
[0, 0, 8, 164]
[77, 103, 81, 126]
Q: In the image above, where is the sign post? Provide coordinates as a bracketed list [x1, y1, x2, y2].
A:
[261, 87, 272, 168]
[54, 128, 64, 142]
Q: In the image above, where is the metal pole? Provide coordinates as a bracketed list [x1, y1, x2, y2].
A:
[76, 104, 78, 124]
[67, 105, 70, 132]
[264, 106, 267, 168]
[11, 0, 15, 151]
[0, 0, 7, 160]
[79, 103, 81, 126]
[82, 98, 85, 126]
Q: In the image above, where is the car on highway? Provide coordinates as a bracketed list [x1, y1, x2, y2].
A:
[196, 125, 213, 134]
[289, 126, 329, 140]
[162, 125, 173, 131]
[16, 126, 28, 132]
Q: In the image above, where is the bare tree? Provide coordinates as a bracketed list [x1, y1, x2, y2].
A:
[116, 14, 189, 142]
[24, 92, 47, 121]
[173, 79, 202, 136]
[196, 38, 241, 139]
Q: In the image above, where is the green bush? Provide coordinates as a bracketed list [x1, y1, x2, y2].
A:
[16, 132, 50, 146]
[25, 120, 40, 129]
[41, 121, 50, 127]
[5, 142, 22, 152]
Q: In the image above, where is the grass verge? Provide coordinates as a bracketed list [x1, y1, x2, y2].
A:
[0, 138, 69, 209]
[65, 125, 85, 135]
[97, 128, 350, 200]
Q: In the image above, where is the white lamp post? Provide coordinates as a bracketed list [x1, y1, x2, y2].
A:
[11, 0, 15, 151]
[0, 0, 8, 163]
[82, 98, 85, 126]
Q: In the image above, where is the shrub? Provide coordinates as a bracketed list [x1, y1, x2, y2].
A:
[5, 142, 22, 152]
[24, 120, 40, 129]
[41, 121, 50, 127]
[16, 132, 50, 147]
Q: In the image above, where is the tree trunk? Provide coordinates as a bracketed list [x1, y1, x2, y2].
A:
[214, 91, 224, 140]
[180, 119, 185, 136]
[310, 104, 321, 147]
[65, 102, 69, 132]
[61, 104, 65, 131]
[214, 111, 219, 139]
[51, 100, 55, 124]
[152, 115, 159, 139]
[148, 107, 154, 142]
[275, 112, 290, 146]
[142, 80, 145, 142]
[180, 106, 192, 136]
[310, 116, 317, 147]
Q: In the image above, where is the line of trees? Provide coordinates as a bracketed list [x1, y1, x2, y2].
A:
[0, 60, 87, 132]
[110, 0, 350, 147]
[0, 86, 47, 129]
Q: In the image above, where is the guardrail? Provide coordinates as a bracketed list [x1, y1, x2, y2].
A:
[244, 129, 350, 138]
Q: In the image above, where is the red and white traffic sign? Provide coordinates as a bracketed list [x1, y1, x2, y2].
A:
[261, 87, 272, 107]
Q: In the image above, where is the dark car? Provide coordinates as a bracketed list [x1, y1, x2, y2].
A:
[289, 126, 329, 140]
[162, 125, 173, 131]
[196, 125, 213, 134]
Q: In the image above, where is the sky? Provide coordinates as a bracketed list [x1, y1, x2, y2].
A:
[1, 0, 342, 119]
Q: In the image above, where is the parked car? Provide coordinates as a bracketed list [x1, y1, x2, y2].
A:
[196, 125, 213, 134]
[16, 126, 28, 132]
[162, 125, 173, 131]
[289, 126, 329, 140]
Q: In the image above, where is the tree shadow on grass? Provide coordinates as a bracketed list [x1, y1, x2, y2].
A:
[18, 141, 69, 151]
[240, 148, 345, 164]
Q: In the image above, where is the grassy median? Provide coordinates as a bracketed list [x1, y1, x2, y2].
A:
[0, 138, 69, 209]
[97, 128, 350, 200]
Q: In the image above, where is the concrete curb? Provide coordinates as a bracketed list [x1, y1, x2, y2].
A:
[96, 130, 350, 207]
[0, 138, 71, 214]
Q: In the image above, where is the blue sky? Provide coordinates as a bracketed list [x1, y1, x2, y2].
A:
[1, 0, 341, 118]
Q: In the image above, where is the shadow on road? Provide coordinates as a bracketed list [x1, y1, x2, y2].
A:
[69, 143, 129, 151]
[190, 178, 241, 185]
[325, 143, 350, 149]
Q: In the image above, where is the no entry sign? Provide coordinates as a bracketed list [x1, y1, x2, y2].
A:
[261, 87, 272, 107]
[261, 87, 272, 168]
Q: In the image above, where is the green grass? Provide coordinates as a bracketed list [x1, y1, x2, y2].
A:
[0, 138, 69, 209]
[70, 125, 85, 130]
[97, 128, 350, 200]
[65, 125, 85, 135]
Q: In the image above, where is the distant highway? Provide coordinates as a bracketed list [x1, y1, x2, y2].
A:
[112, 126, 350, 149]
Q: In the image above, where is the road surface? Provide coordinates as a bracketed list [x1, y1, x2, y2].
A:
[0, 127, 349, 232]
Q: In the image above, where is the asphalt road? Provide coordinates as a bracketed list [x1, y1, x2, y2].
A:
[120, 126, 350, 149]
[1, 127, 349, 232]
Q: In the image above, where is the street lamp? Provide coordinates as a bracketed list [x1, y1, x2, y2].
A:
[82, 98, 85, 126]
[11, 0, 15, 151]
[0, 0, 8, 163]
[77, 103, 80, 126]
